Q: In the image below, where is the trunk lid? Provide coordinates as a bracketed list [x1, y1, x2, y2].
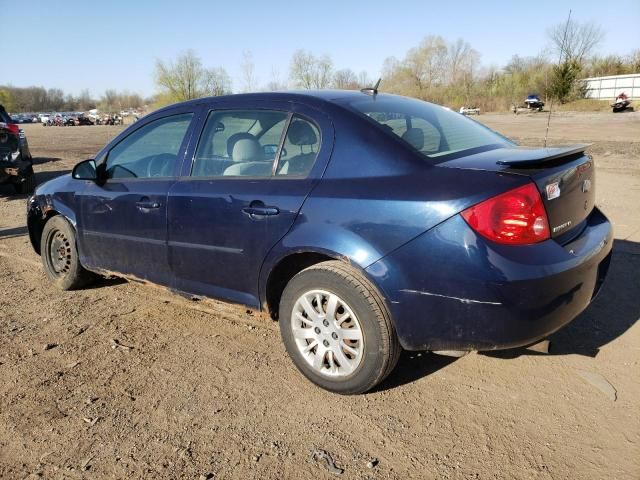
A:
[438, 145, 596, 240]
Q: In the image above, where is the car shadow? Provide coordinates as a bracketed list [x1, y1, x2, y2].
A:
[84, 276, 128, 290]
[0, 168, 70, 198]
[0, 225, 28, 240]
[483, 239, 640, 359]
[373, 351, 457, 392]
[32, 156, 63, 165]
[36, 168, 70, 184]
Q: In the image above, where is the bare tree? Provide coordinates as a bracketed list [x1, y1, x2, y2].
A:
[357, 71, 371, 88]
[155, 50, 203, 101]
[290, 50, 316, 89]
[548, 19, 604, 65]
[381, 56, 401, 80]
[241, 50, 257, 92]
[155, 50, 232, 103]
[314, 55, 333, 88]
[76, 89, 94, 111]
[405, 36, 449, 93]
[266, 66, 287, 91]
[447, 39, 479, 83]
[333, 69, 358, 89]
[289, 50, 333, 89]
[205, 67, 232, 96]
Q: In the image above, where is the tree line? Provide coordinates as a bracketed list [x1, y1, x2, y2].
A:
[0, 86, 147, 114]
[2, 18, 638, 114]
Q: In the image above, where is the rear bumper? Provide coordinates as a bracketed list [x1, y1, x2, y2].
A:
[366, 207, 613, 351]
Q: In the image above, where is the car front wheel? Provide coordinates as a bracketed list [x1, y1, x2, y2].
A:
[41, 215, 95, 290]
[279, 261, 401, 394]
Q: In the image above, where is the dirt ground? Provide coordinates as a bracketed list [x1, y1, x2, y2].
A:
[1, 112, 639, 479]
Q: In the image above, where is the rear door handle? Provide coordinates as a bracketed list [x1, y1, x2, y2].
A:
[242, 206, 280, 217]
[136, 200, 160, 210]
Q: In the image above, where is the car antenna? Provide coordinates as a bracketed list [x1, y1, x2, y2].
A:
[360, 78, 381, 96]
[544, 9, 572, 148]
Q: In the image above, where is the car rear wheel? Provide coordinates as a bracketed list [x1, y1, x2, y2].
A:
[41, 215, 95, 290]
[279, 261, 401, 394]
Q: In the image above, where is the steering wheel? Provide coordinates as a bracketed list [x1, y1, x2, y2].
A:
[146, 153, 175, 177]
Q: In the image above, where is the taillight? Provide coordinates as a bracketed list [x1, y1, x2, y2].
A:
[461, 182, 550, 245]
[5, 123, 20, 135]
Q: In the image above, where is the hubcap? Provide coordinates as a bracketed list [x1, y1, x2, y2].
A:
[290, 290, 364, 377]
[48, 230, 72, 275]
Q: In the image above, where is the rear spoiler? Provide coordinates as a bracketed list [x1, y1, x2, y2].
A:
[496, 144, 591, 167]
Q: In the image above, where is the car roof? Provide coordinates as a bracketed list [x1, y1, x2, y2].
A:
[153, 90, 394, 115]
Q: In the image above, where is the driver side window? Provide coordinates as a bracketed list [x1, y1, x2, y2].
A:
[105, 113, 193, 179]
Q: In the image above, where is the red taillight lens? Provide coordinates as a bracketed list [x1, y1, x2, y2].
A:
[4, 123, 20, 135]
[461, 183, 550, 245]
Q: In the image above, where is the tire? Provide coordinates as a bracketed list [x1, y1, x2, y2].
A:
[279, 261, 401, 394]
[13, 172, 36, 194]
[41, 216, 95, 290]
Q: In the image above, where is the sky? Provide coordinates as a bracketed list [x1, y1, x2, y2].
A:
[2, 0, 639, 98]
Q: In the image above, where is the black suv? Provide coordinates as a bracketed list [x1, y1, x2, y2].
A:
[0, 104, 35, 193]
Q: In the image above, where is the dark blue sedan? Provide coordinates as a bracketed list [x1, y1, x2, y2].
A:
[27, 91, 612, 394]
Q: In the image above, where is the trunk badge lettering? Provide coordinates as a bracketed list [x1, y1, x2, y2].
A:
[546, 182, 561, 200]
[553, 220, 572, 233]
[582, 179, 592, 193]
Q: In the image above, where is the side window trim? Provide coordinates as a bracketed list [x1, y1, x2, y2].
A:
[271, 112, 293, 176]
[102, 111, 194, 182]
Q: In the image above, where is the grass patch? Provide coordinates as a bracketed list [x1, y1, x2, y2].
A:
[554, 99, 613, 112]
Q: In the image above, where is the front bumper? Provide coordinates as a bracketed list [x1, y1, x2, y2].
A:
[366, 207, 613, 351]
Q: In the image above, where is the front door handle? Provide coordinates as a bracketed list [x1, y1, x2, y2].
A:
[242, 206, 280, 217]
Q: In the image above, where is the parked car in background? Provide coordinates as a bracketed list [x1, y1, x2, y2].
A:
[0, 104, 35, 193]
[27, 91, 612, 394]
[611, 92, 632, 113]
[75, 115, 94, 126]
[524, 94, 545, 111]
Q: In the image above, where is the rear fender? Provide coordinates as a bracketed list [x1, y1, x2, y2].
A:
[258, 223, 384, 309]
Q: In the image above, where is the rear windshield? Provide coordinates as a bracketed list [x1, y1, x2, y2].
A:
[343, 95, 512, 162]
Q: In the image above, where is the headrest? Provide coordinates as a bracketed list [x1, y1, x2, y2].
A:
[232, 138, 264, 162]
[288, 120, 317, 146]
[227, 132, 256, 157]
[401, 128, 424, 150]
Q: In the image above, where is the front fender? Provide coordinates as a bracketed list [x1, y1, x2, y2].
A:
[27, 174, 81, 254]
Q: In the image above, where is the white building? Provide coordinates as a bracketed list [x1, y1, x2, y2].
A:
[582, 73, 640, 100]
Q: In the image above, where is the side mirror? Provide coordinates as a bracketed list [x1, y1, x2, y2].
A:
[72, 159, 97, 180]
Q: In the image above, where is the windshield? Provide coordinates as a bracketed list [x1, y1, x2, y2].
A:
[343, 95, 512, 162]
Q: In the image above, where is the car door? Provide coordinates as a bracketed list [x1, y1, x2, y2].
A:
[167, 101, 333, 308]
[76, 108, 198, 285]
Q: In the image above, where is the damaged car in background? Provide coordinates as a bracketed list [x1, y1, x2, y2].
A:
[1, 104, 35, 194]
[26, 90, 612, 394]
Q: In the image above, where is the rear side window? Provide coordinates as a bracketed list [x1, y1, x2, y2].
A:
[192, 110, 288, 177]
[345, 96, 510, 161]
[191, 110, 320, 178]
[276, 116, 320, 177]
